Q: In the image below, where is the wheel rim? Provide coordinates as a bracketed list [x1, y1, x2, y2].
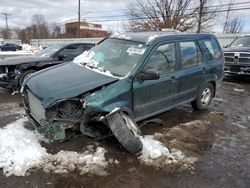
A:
[201, 88, 212, 106]
[121, 113, 141, 136]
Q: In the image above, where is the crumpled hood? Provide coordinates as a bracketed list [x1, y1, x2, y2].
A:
[25, 62, 118, 108]
[0, 55, 52, 66]
[224, 46, 250, 52]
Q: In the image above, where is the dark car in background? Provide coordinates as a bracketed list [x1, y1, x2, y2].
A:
[0, 43, 94, 90]
[224, 35, 250, 75]
[22, 32, 224, 153]
[0, 43, 22, 51]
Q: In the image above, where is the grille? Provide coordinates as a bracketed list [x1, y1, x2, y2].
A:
[27, 90, 46, 124]
[230, 67, 241, 72]
[224, 52, 250, 64]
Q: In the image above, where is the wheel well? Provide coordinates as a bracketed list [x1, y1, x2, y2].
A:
[210, 81, 216, 97]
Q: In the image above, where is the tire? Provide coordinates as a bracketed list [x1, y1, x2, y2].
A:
[191, 83, 214, 111]
[106, 111, 143, 154]
[19, 70, 36, 87]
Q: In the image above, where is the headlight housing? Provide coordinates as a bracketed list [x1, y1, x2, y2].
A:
[57, 100, 82, 118]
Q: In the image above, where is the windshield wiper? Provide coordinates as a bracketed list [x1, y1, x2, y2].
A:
[83, 62, 106, 72]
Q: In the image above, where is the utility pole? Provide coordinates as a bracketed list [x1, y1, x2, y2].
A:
[1, 12, 11, 39]
[1, 12, 11, 30]
[78, 0, 81, 38]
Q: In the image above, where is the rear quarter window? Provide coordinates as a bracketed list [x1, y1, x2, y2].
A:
[200, 38, 221, 61]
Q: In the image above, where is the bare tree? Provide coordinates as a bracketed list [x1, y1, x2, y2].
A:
[228, 15, 243, 33]
[0, 27, 12, 39]
[31, 14, 50, 39]
[51, 25, 62, 38]
[196, 0, 216, 33]
[127, 0, 197, 32]
[222, 0, 244, 33]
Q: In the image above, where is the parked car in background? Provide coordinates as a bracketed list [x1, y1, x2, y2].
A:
[22, 32, 224, 153]
[0, 43, 94, 90]
[0, 38, 4, 45]
[224, 35, 250, 75]
[0, 43, 22, 51]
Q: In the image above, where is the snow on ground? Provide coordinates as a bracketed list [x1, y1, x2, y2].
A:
[0, 51, 34, 56]
[138, 135, 197, 168]
[0, 118, 117, 177]
[0, 102, 25, 117]
[0, 118, 47, 176]
[233, 88, 245, 92]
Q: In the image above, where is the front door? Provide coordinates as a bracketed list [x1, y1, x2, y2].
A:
[133, 42, 178, 120]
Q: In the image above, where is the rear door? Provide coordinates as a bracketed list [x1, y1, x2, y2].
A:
[133, 42, 178, 119]
[175, 40, 206, 103]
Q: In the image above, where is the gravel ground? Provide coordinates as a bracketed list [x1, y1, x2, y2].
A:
[0, 75, 249, 188]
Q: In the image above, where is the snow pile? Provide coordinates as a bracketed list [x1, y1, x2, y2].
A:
[42, 147, 110, 176]
[74, 51, 117, 78]
[111, 33, 132, 40]
[138, 135, 197, 168]
[234, 88, 245, 92]
[22, 44, 39, 53]
[0, 117, 47, 176]
[147, 35, 159, 44]
[0, 118, 116, 177]
[74, 50, 97, 65]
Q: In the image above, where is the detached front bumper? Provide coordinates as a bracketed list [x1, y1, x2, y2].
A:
[26, 112, 71, 141]
[224, 64, 250, 75]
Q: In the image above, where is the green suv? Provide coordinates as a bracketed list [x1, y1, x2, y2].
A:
[22, 32, 224, 153]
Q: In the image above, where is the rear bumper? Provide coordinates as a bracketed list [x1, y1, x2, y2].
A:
[224, 64, 250, 75]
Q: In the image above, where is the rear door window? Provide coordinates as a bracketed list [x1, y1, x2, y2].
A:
[180, 41, 202, 69]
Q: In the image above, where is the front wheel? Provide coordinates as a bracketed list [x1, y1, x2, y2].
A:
[106, 111, 142, 154]
[191, 83, 214, 111]
[19, 70, 36, 87]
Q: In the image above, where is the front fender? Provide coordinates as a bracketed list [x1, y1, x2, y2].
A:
[85, 78, 133, 114]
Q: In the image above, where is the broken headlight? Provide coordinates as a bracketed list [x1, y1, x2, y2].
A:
[57, 100, 82, 118]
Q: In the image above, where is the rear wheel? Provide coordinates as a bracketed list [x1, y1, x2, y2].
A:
[19, 70, 36, 87]
[191, 83, 214, 111]
[106, 111, 142, 154]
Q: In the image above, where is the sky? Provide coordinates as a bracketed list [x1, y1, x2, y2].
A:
[0, 0, 250, 33]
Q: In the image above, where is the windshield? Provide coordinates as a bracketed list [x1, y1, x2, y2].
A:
[229, 36, 250, 47]
[74, 38, 147, 77]
[35, 44, 65, 57]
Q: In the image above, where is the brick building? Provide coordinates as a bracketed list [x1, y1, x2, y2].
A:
[65, 21, 108, 38]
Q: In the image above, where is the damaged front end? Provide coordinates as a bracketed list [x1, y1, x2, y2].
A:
[0, 65, 20, 90]
[21, 76, 142, 154]
[22, 89, 88, 141]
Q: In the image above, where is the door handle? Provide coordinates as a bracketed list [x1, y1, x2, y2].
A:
[171, 76, 177, 82]
[202, 67, 207, 73]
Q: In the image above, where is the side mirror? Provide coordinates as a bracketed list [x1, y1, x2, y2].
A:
[58, 54, 67, 60]
[139, 69, 160, 81]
